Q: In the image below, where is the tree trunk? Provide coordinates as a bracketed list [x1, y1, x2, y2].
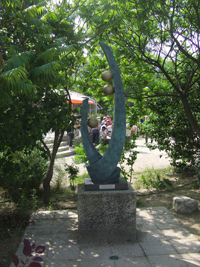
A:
[43, 129, 64, 204]
[180, 94, 200, 138]
[43, 157, 55, 204]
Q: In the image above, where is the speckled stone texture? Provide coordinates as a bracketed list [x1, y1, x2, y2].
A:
[173, 196, 198, 214]
[77, 183, 136, 243]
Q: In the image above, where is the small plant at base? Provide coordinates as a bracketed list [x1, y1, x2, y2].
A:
[15, 188, 38, 220]
[48, 198, 52, 211]
[53, 164, 66, 192]
[12, 238, 46, 267]
[138, 167, 173, 190]
[65, 164, 79, 190]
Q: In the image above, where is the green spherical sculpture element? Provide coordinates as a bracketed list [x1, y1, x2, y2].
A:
[101, 70, 113, 82]
[103, 84, 114, 95]
[87, 117, 98, 128]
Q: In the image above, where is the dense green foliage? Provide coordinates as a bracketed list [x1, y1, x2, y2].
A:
[0, 147, 48, 206]
[0, 0, 85, 202]
[0, 89, 72, 156]
[0, 0, 82, 107]
[145, 96, 200, 168]
[75, 0, 200, 167]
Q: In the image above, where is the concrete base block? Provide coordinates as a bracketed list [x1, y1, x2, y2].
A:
[77, 183, 136, 243]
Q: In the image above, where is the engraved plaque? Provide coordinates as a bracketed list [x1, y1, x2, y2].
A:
[84, 177, 128, 191]
[99, 184, 115, 190]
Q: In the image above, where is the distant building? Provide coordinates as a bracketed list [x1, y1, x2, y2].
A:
[69, 91, 101, 115]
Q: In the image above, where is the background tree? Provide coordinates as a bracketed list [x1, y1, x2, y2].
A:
[76, 0, 200, 166]
[0, 0, 85, 203]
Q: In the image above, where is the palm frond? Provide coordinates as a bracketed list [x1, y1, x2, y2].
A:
[57, 45, 74, 55]
[30, 61, 61, 82]
[1, 0, 21, 9]
[41, 11, 57, 22]
[35, 48, 55, 63]
[0, 80, 36, 101]
[12, 81, 36, 95]
[24, 3, 44, 18]
[0, 87, 12, 107]
[4, 52, 32, 71]
[27, 17, 43, 27]
[25, 28, 43, 40]
[35, 1, 47, 11]
[24, 1, 46, 16]
[8, 45, 26, 54]
[0, 66, 28, 84]
[48, 38, 69, 48]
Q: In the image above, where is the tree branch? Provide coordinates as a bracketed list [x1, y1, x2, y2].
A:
[0, 17, 15, 27]
[169, 4, 199, 67]
[125, 92, 179, 99]
[184, 66, 199, 94]
[40, 139, 51, 160]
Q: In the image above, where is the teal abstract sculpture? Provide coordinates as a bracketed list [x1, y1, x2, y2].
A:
[81, 41, 126, 184]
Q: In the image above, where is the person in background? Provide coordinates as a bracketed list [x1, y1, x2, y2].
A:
[99, 125, 107, 145]
[78, 118, 82, 137]
[91, 117, 100, 146]
[76, 115, 82, 138]
[103, 121, 108, 132]
[131, 125, 138, 135]
[100, 121, 108, 132]
[100, 125, 107, 138]
[68, 132, 74, 151]
[68, 119, 80, 151]
[100, 116, 107, 128]
[105, 115, 112, 125]
[107, 122, 113, 136]
[126, 121, 131, 136]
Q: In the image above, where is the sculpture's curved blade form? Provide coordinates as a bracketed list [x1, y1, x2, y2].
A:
[81, 42, 126, 184]
[81, 98, 102, 165]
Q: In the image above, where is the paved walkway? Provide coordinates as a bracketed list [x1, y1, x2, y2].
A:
[124, 138, 171, 172]
[10, 207, 200, 267]
[10, 141, 200, 267]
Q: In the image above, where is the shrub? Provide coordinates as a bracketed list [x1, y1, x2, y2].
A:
[74, 142, 89, 164]
[0, 147, 48, 206]
[138, 167, 173, 190]
[65, 164, 79, 190]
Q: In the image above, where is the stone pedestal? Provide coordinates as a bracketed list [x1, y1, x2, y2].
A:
[77, 183, 136, 243]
